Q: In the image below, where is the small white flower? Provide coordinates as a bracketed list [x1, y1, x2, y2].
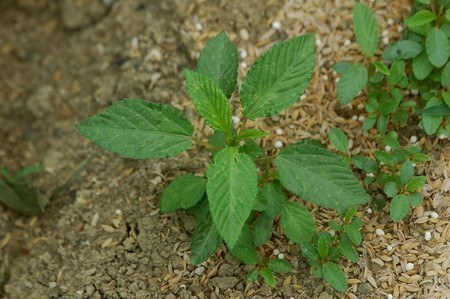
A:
[344, 39, 351, 46]
[430, 211, 439, 219]
[409, 135, 418, 144]
[387, 18, 394, 26]
[272, 21, 281, 30]
[232, 116, 241, 126]
[375, 228, 385, 236]
[367, 208, 373, 214]
[382, 29, 389, 37]
[385, 145, 392, 152]
[367, 172, 375, 178]
[195, 22, 203, 31]
[411, 89, 419, 96]
[383, 37, 389, 45]
[424, 231, 432, 241]
[276, 128, 283, 135]
[273, 249, 280, 256]
[315, 38, 323, 47]
[387, 245, 393, 251]
[240, 49, 248, 59]
[405, 262, 415, 271]
[277, 253, 285, 260]
[274, 141, 283, 149]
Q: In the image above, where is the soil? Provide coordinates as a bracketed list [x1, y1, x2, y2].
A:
[0, 1, 449, 299]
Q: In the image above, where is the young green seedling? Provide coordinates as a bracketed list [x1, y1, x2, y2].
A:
[77, 32, 370, 291]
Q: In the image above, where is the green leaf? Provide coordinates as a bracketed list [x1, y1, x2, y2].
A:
[419, 104, 450, 116]
[252, 212, 273, 247]
[426, 28, 450, 67]
[388, 60, 406, 85]
[317, 234, 329, 259]
[275, 141, 370, 210]
[236, 129, 268, 142]
[353, 2, 379, 57]
[405, 176, 426, 192]
[75, 99, 194, 159]
[413, 51, 434, 80]
[160, 175, 206, 213]
[333, 61, 352, 74]
[15, 164, 44, 180]
[372, 61, 390, 76]
[185, 70, 232, 135]
[362, 117, 377, 131]
[268, 259, 292, 273]
[229, 224, 259, 265]
[247, 268, 259, 282]
[190, 204, 223, 265]
[383, 41, 422, 60]
[390, 194, 410, 222]
[328, 220, 342, 231]
[240, 33, 315, 119]
[405, 10, 436, 28]
[343, 217, 363, 246]
[260, 268, 276, 287]
[442, 61, 450, 86]
[384, 131, 400, 149]
[197, 32, 238, 98]
[384, 181, 398, 198]
[444, 91, 450, 108]
[408, 192, 423, 206]
[0, 179, 46, 215]
[322, 262, 348, 292]
[301, 242, 320, 265]
[207, 147, 258, 248]
[399, 162, 415, 186]
[328, 127, 349, 153]
[421, 98, 444, 134]
[412, 153, 430, 163]
[259, 183, 285, 218]
[281, 201, 315, 244]
[338, 240, 359, 262]
[337, 64, 368, 104]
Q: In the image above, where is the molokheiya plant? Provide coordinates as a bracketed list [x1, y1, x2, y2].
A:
[336, 1, 450, 137]
[0, 164, 48, 215]
[76, 32, 371, 291]
[328, 128, 429, 222]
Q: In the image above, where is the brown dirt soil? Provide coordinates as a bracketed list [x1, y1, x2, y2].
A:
[0, 0, 449, 298]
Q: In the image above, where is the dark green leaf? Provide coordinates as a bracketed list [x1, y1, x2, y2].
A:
[343, 217, 363, 246]
[230, 224, 259, 265]
[267, 259, 292, 273]
[259, 183, 285, 218]
[76, 99, 194, 159]
[252, 212, 273, 247]
[337, 64, 368, 104]
[238, 140, 263, 159]
[160, 175, 206, 213]
[372, 61, 390, 75]
[384, 181, 398, 198]
[405, 176, 426, 192]
[333, 61, 352, 74]
[413, 51, 434, 80]
[384, 131, 400, 149]
[399, 162, 415, 186]
[328, 127, 349, 153]
[317, 234, 329, 259]
[441, 62, 450, 86]
[241, 34, 315, 119]
[383, 41, 422, 60]
[185, 70, 232, 135]
[236, 129, 268, 142]
[426, 28, 450, 67]
[0, 179, 47, 215]
[260, 268, 276, 287]
[247, 268, 259, 282]
[197, 32, 238, 98]
[322, 262, 348, 292]
[418, 104, 450, 116]
[390, 194, 410, 222]
[405, 10, 436, 28]
[408, 192, 423, 206]
[338, 240, 359, 262]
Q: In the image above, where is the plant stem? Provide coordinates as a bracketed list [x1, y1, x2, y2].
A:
[191, 136, 221, 151]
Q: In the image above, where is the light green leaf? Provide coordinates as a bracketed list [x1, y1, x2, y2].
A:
[240, 33, 315, 119]
[441, 62, 450, 86]
[275, 141, 370, 210]
[281, 201, 315, 244]
[160, 175, 206, 213]
[332, 61, 352, 74]
[408, 192, 423, 206]
[405, 10, 436, 28]
[207, 147, 258, 248]
[0, 179, 46, 215]
[236, 129, 268, 142]
[383, 40, 422, 60]
[419, 104, 450, 116]
[238, 140, 263, 159]
[268, 259, 292, 273]
[343, 217, 363, 246]
[390, 194, 410, 222]
[190, 203, 223, 265]
[338, 241, 359, 262]
[76, 99, 193, 159]
[322, 262, 348, 292]
[260, 268, 276, 287]
[399, 162, 415, 186]
[421, 98, 443, 135]
[317, 234, 329, 259]
[229, 224, 258, 265]
[247, 268, 259, 282]
[372, 61, 390, 76]
[185, 70, 232, 135]
[384, 181, 398, 198]
[197, 32, 238, 98]
[259, 182, 285, 218]
[328, 127, 349, 153]
[337, 64, 368, 104]
[353, 2, 379, 57]
[413, 51, 434, 80]
[426, 28, 450, 67]
[252, 212, 273, 247]
[405, 176, 426, 192]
